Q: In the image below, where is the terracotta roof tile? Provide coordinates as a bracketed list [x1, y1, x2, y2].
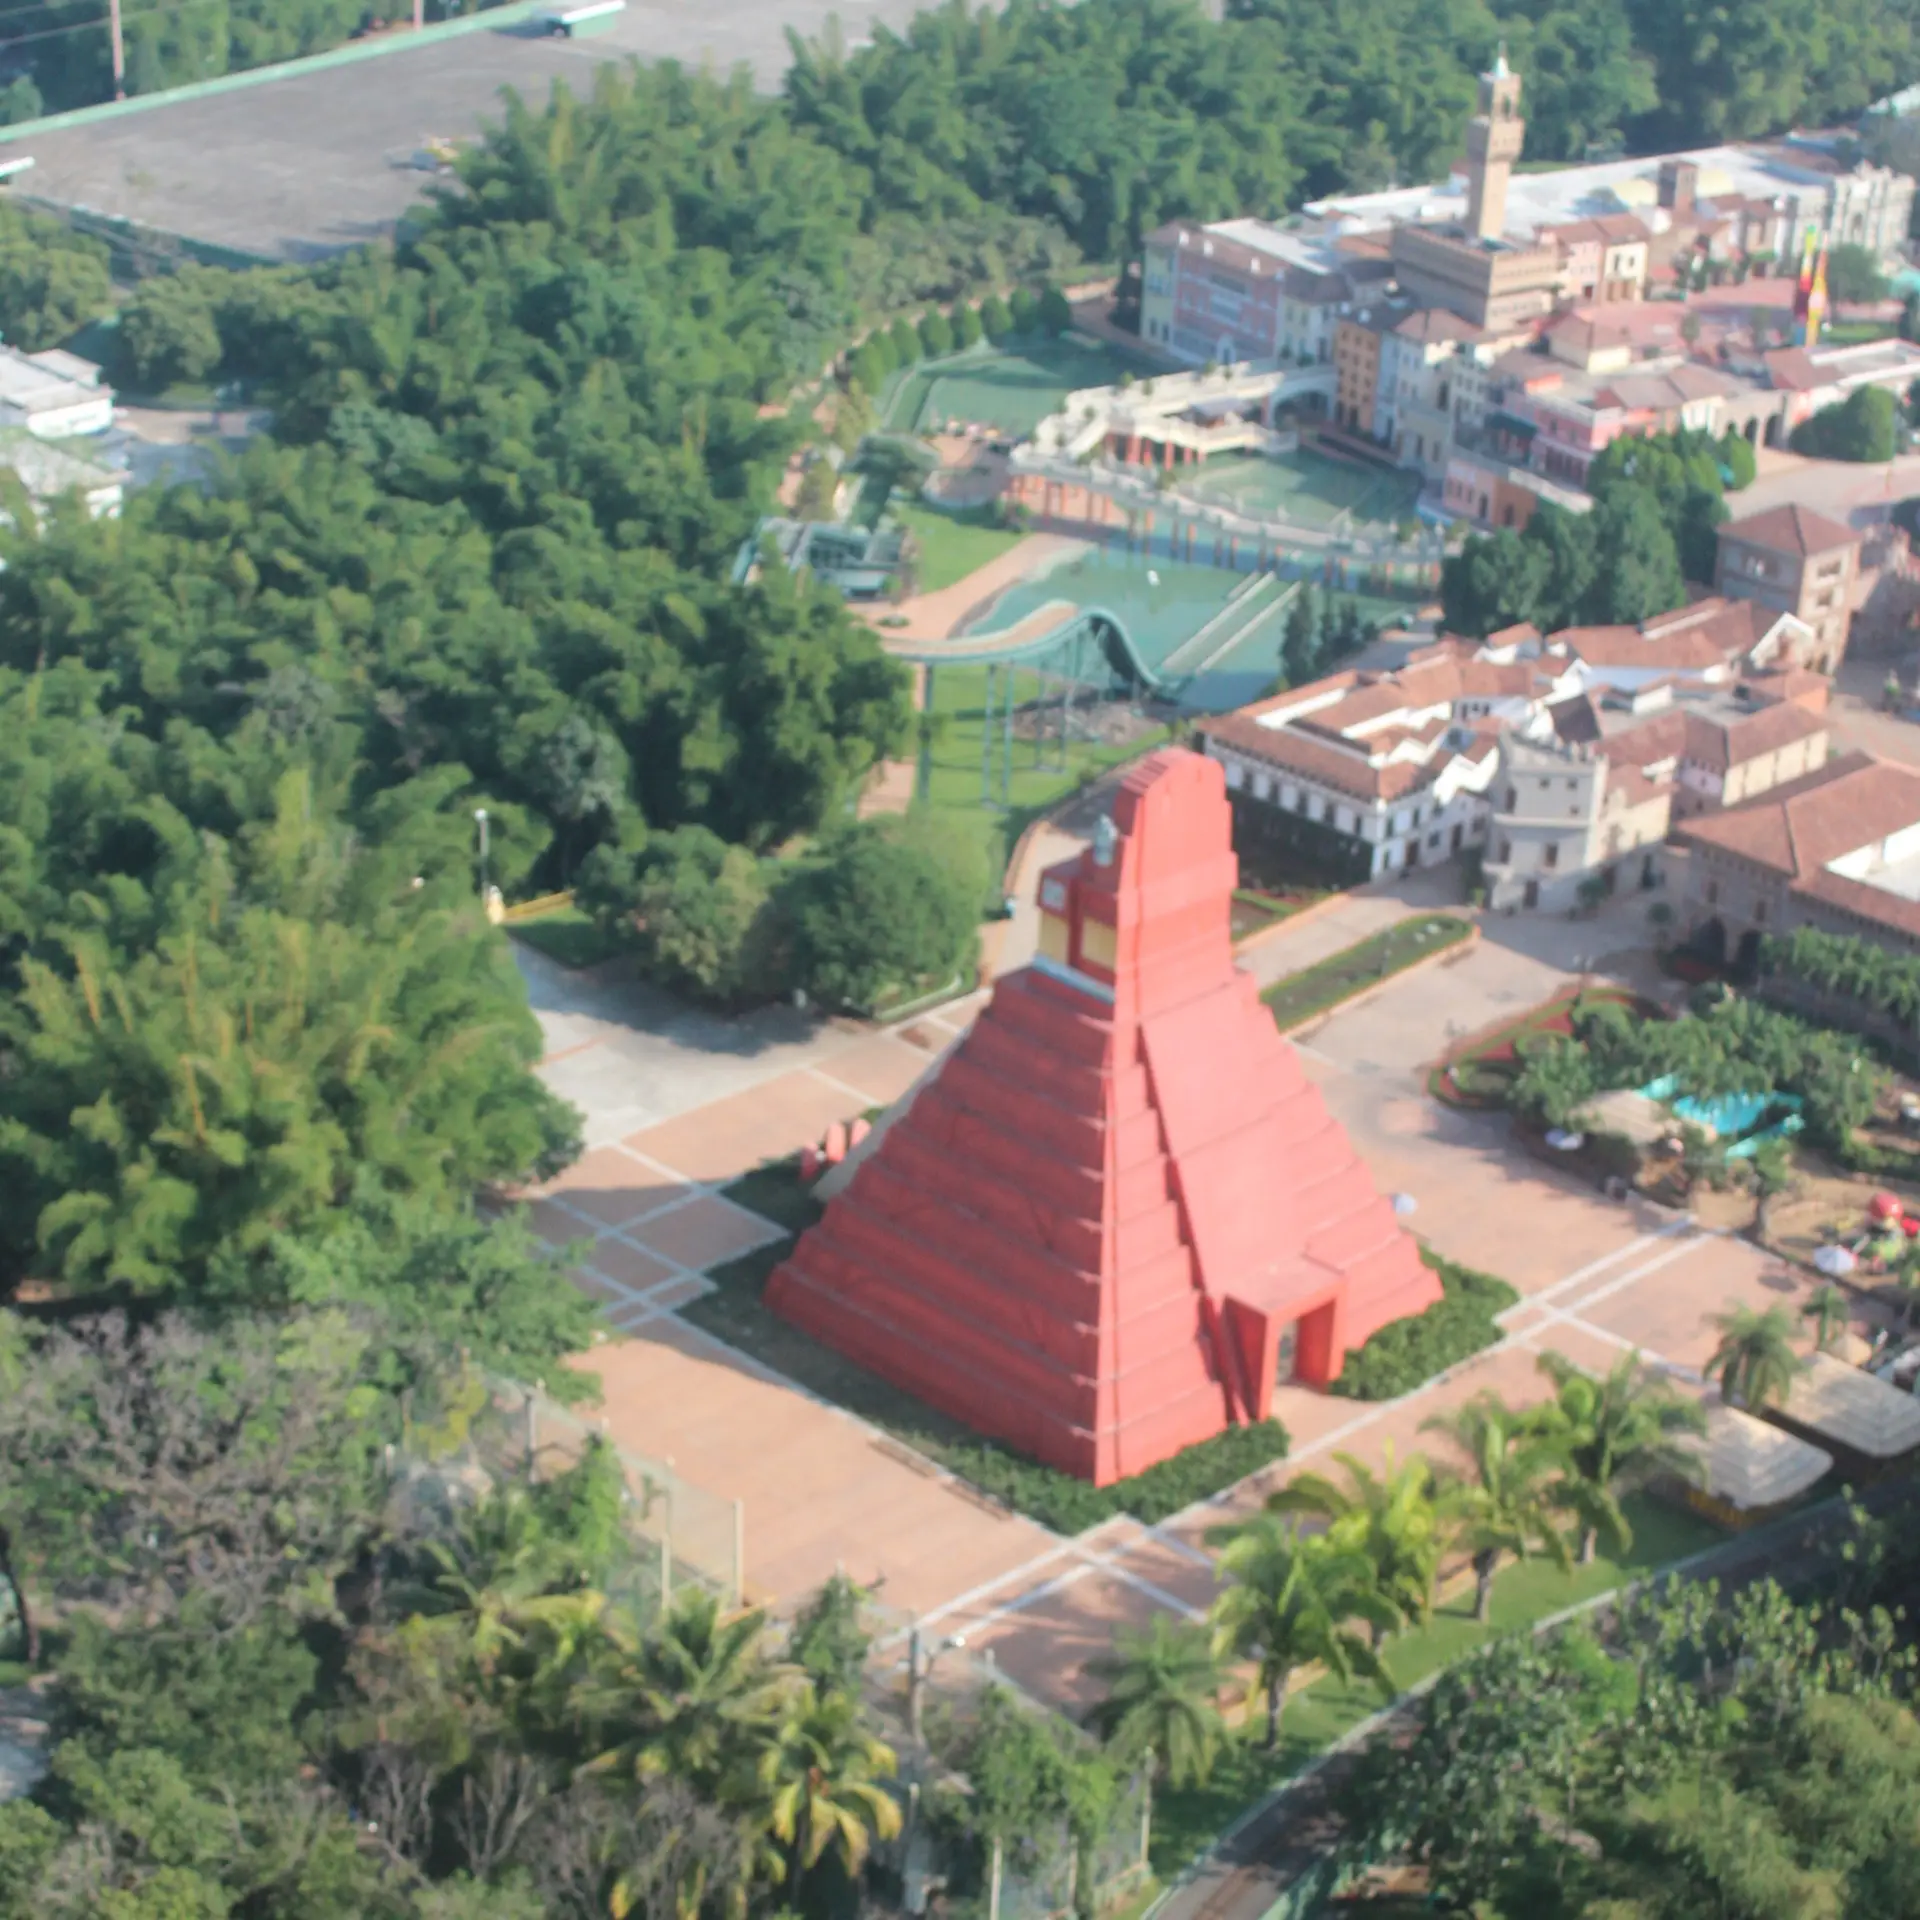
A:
[1720, 503, 1859, 559]
[1199, 712, 1439, 803]
[1673, 752, 1920, 880]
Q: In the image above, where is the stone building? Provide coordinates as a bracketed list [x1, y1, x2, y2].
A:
[1673, 752, 1920, 965]
[1713, 504, 1862, 674]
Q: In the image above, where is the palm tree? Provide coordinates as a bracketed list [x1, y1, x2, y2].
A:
[1800, 1282, 1851, 1354]
[580, 1589, 786, 1793]
[1529, 1352, 1707, 1563]
[1085, 1616, 1222, 1788]
[1422, 1394, 1573, 1622]
[1745, 1137, 1795, 1240]
[1206, 1515, 1396, 1750]
[758, 1683, 901, 1887]
[1703, 1303, 1802, 1413]
[1264, 1445, 1445, 1642]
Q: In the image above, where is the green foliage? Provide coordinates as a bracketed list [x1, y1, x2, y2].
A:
[116, 268, 225, 390]
[1792, 384, 1901, 462]
[0, 202, 111, 351]
[788, 815, 982, 1012]
[1207, 1515, 1395, 1747]
[1827, 241, 1891, 306]
[1704, 1302, 1803, 1411]
[1443, 428, 1734, 635]
[979, 291, 1012, 338]
[1086, 1617, 1222, 1786]
[1007, 287, 1040, 334]
[952, 301, 984, 349]
[917, 308, 955, 357]
[889, 315, 922, 367]
[631, 826, 783, 1007]
[1038, 286, 1073, 335]
[1722, 425, 1759, 490]
[1331, 1253, 1519, 1402]
[1341, 1561, 1920, 1918]
[787, 1572, 874, 1695]
[0, 770, 577, 1296]
[1422, 1390, 1575, 1621]
[937, 1418, 1292, 1533]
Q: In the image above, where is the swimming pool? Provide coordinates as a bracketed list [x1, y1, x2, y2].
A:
[1639, 1077, 1805, 1157]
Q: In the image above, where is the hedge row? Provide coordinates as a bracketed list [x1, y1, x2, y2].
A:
[924, 1419, 1291, 1535]
[1329, 1251, 1519, 1402]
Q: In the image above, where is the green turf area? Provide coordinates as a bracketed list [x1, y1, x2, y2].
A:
[1146, 1492, 1724, 1876]
[692, 1170, 1289, 1533]
[886, 333, 1156, 436]
[1261, 914, 1472, 1030]
[1181, 449, 1423, 531]
[507, 905, 626, 971]
[893, 499, 1023, 592]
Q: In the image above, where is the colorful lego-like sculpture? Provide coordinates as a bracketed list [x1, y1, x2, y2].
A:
[766, 749, 1440, 1484]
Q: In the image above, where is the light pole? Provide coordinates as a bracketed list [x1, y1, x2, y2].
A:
[474, 807, 489, 899]
[907, 1622, 968, 1745]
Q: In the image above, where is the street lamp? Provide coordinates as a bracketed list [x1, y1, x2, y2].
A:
[907, 1622, 969, 1744]
[474, 807, 489, 899]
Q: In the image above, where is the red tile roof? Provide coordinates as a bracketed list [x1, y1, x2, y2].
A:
[1720, 503, 1860, 559]
[1673, 752, 1920, 883]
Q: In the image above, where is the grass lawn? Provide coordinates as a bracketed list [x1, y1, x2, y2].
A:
[1147, 1492, 1723, 1875]
[507, 906, 627, 971]
[1261, 914, 1471, 1031]
[894, 498, 1022, 592]
[695, 1162, 1289, 1532]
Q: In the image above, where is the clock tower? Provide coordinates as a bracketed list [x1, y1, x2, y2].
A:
[1466, 46, 1525, 243]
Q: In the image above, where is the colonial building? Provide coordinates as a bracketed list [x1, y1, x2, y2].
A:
[1714, 505, 1862, 674]
[1485, 681, 1832, 910]
[1673, 753, 1920, 963]
[1195, 645, 1569, 883]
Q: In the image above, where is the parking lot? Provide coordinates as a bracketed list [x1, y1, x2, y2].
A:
[7, 0, 941, 261]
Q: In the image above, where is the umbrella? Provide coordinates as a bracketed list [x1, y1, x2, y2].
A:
[1544, 1128, 1585, 1151]
[1392, 1192, 1418, 1217]
[1870, 1191, 1904, 1222]
[1815, 1244, 1859, 1277]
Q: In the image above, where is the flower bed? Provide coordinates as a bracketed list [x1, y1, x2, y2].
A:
[1428, 985, 1643, 1110]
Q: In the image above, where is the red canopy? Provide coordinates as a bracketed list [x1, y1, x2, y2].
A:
[1870, 1191, 1904, 1222]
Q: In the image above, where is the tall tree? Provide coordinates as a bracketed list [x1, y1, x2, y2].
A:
[1527, 1351, 1706, 1562]
[1207, 1515, 1395, 1748]
[1085, 1615, 1223, 1787]
[1422, 1393, 1573, 1621]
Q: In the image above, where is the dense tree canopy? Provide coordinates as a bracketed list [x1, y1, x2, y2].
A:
[1442, 427, 1746, 637]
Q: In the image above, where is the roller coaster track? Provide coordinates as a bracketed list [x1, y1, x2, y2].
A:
[884, 598, 1184, 694]
[885, 575, 1298, 695]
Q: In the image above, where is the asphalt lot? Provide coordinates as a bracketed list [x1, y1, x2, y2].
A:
[6, 0, 938, 262]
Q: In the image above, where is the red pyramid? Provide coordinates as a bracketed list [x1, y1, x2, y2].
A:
[765, 748, 1440, 1485]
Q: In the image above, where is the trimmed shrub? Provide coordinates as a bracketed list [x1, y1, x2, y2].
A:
[1038, 285, 1073, 335]
[952, 301, 983, 349]
[888, 316, 922, 367]
[1007, 286, 1040, 334]
[1330, 1253, 1519, 1401]
[918, 309, 954, 357]
[979, 291, 1012, 338]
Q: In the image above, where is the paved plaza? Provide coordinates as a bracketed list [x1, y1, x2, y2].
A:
[517, 865, 1872, 1716]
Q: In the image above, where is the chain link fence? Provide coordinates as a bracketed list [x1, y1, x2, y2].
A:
[390, 1370, 743, 1617]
